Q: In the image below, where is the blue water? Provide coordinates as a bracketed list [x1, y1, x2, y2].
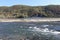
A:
[0, 22, 60, 40]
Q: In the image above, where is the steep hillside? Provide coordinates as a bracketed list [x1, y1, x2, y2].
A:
[0, 5, 60, 18]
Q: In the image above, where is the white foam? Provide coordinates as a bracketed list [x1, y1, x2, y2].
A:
[29, 27, 32, 29]
[32, 27, 60, 35]
[51, 31, 60, 35]
[42, 25, 49, 27]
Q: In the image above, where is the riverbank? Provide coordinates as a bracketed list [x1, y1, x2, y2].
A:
[0, 18, 60, 22]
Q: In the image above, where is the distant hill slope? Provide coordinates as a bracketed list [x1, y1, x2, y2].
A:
[0, 5, 60, 18]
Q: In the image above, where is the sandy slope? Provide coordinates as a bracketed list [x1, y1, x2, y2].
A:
[0, 18, 60, 22]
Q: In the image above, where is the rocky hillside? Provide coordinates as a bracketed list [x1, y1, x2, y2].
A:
[0, 5, 60, 18]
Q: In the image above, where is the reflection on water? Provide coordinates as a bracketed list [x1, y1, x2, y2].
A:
[0, 22, 60, 40]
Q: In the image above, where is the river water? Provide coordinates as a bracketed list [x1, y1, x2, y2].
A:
[0, 22, 60, 40]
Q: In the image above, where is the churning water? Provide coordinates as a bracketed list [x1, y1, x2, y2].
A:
[0, 22, 60, 40]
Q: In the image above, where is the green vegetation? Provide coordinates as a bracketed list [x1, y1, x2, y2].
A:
[0, 5, 60, 18]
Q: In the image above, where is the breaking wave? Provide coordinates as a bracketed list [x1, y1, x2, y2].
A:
[28, 25, 60, 39]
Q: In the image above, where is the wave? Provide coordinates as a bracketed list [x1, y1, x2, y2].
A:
[28, 26, 60, 38]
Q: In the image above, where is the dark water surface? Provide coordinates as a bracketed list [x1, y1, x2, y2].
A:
[0, 22, 60, 40]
